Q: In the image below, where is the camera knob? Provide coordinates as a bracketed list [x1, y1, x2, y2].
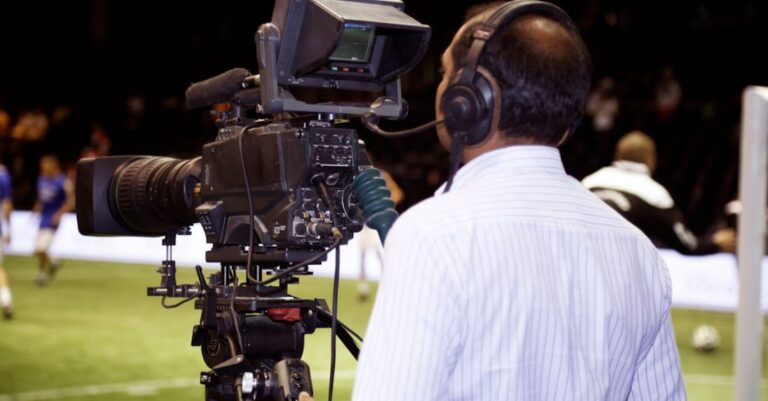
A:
[242, 372, 255, 394]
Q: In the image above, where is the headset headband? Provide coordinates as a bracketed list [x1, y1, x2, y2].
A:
[456, 0, 578, 88]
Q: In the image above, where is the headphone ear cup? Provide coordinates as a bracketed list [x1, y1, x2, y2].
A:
[441, 76, 494, 146]
[463, 74, 494, 146]
[441, 83, 482, 136]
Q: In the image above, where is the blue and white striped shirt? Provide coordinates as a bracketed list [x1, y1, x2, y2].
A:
[353, 145, 686, 401]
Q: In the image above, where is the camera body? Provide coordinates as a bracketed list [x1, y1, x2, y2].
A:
[77, 119, 370, 263]
[196, 121, 367, 252]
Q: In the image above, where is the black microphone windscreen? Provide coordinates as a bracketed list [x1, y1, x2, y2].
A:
[185, 68, 252, 109]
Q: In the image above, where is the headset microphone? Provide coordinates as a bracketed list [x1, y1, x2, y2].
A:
[361, 112, 443, 138]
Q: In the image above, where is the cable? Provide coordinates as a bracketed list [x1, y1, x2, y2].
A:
[238, 129, 258, 285]
[313, 179, 343, 401]
[248, 178, 343, 287]
[239, 123, 328, 287]
[228, 266, 245, 354]
[161, 295, 196, 309]
[328, 246, 341, 401]
[256, 235, 341, 286]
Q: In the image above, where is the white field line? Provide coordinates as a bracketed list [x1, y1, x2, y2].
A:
[0, 370, 356, 401]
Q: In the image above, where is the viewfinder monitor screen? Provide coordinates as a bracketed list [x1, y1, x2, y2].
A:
[329, 23, 376, 63]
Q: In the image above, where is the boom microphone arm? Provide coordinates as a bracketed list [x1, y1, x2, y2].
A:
[361, 112, 444, 138]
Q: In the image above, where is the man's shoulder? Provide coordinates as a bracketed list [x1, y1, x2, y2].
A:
[389, 194, 461, 238]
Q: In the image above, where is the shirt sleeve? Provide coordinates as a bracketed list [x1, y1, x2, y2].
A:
[627, 257, 687, 401]
[352, 212, 464, 401]
[627, 313, 687, 401]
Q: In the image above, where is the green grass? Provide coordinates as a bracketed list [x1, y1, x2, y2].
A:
[0, 255, 766, 400]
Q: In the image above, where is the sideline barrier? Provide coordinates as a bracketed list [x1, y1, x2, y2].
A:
[5, 211, 762, 312]
[7, 211, 383, 282]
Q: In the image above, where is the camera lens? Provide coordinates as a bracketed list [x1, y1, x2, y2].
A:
[109, 156, 202, 235]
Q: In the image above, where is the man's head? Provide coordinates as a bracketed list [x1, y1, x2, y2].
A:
[614, 131, 657, 173]
[436, 1, 592, 156]
[40, 155, 61, 178]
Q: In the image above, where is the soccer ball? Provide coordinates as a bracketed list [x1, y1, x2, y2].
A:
[691, 324, 721, 353]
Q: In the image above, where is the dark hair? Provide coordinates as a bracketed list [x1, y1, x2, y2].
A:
[451, 4, 592, 144]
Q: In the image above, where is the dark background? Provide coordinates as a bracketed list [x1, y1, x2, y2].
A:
[0, 0, 766, 233]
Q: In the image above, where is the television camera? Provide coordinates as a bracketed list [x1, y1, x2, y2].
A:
[75, 1, 430, 400]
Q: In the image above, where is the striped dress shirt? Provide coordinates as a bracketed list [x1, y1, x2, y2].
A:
[352, 145, 686, 401]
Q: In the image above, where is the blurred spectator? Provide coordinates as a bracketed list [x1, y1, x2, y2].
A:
[118, 95, 148, 154]
[11, 109, 49, 142]
[89, 123, 111, 156]
[582, 131, 735, 255]
[11, 109, 50, 208]
[32, 155, 74, 286]
[586, 76, 620, 133]
[48, 105, 90, 165]
[654, 66, 682, 122]
[0, 106, 10, 138]
[0, 163, 13, 319]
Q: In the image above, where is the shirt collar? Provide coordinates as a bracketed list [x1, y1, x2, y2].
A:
[612, 160, 651, 176]
[436, 145, 565, 194]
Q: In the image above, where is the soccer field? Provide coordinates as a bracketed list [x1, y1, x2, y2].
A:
[0, 256, 766, 401]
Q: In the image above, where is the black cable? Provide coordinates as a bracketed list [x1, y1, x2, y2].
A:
[228, 266, 245, 354]
[256, 236, 341, 286]
[251, 179, 343, 286]
[238, 129, 258, 285]
[161, 295, 196, 309]
[328, 246, 341, 401]
[314, 180, 343, 401]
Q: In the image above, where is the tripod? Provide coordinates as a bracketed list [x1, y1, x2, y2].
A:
[147, 230, 361, 401]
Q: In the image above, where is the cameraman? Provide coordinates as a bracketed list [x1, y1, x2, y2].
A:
[304, 2, 685, 400]
[304, 0, 686, 401]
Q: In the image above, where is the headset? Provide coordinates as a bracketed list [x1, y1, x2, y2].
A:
[440, 0, 580, 147]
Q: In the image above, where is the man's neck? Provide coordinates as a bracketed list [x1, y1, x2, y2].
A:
[463, 135, 552, 164]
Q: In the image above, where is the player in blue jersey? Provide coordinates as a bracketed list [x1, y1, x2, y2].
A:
[32, 155, 74, 286]
[0, 164, 13, 318]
